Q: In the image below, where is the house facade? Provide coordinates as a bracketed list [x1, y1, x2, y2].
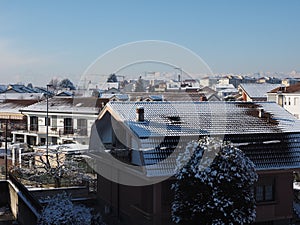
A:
[12, 97, 108, 146]
[89, 101, 300, 225]
[0, 100, 38, 143]
[267, 83, 300, 119]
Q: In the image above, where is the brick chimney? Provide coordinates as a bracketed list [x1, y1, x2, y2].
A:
[136, 106, 144, 122]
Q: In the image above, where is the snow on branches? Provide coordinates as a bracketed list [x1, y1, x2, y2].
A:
[172, 137, 258, 225]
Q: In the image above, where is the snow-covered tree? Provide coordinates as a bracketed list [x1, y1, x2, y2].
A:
[38, 192, 106, 225]
[172, 137, 258, 225]
[107, 73, 118, 82]
[59, 78, 76, 90]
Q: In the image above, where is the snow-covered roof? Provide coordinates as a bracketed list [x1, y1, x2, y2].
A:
[20, 97, 108, 115]
[0, 85, 7, 93]
[103, 101, 300, 138]
[239, 83, 281, 99]
[100, 93, 129, 101]
[127, 92, 207, 102]
[0, 99, 38, 114]
[218, 88, 239, 93]
[214, 84, 235, 89]
[6, 84, 36, 93]
[91, 101, 300, 176]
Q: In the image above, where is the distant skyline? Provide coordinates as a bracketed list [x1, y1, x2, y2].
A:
[0, 0, 300, 85]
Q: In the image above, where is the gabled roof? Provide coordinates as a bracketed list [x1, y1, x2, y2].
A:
[0, 85, 7, 93]
[6, 84, 37, 93]
[92, 101, 300, 176]
[146, 95, 163, 101]
[239, 83, 281, 99]
[56, 91, 73, 96]
[268, 83, 300, 94]
[0, 99, 38, 112]
[101, 101, 300, 138]
[100, 93, 129, 101]
[34, 87, 54, 96]
[20, 97, 108, 114]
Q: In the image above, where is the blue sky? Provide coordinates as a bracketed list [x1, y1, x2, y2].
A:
[0, 0, 299, 85]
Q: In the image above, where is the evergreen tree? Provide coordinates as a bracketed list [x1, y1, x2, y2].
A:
[172, 137, 258, 225]
[59, 78, 76, 90]
[107, 73, 118, 82]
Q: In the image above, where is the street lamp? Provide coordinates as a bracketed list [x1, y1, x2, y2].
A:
[46, 84, 53, 166]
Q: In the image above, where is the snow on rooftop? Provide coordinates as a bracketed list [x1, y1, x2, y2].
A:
[20, 97, 107, 114]
[106, 101, 300, 138]
[240, 83, 281, 98]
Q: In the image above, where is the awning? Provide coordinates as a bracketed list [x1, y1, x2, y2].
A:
[0, 112, 25, 120]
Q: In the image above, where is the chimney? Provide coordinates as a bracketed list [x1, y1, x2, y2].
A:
[200, 96, 208, 101]
[136, 106, 144, 122]
[258, 108, 264, 118]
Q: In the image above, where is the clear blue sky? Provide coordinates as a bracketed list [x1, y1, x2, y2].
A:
[0, 0, 299, 85]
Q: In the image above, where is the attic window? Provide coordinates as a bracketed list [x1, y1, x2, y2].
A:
[166, 115, 182, 125]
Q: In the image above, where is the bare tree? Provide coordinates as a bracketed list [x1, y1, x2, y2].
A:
[12, 147, 93, 188]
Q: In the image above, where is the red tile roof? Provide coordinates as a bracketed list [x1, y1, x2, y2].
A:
[269, 83, 300, 93]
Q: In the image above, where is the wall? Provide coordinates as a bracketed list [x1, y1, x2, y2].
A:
[0, 181, 9, 206]
[283, 93, 300, 119]
[255, 171, 293, 223]
[0, 180, 40, 225]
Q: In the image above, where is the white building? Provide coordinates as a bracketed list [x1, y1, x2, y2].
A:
[12, 97, 108, 145]
[267, 83, 300, 119]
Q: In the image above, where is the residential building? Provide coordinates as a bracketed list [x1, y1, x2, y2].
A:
[0, 99, 38, 142]
[199, 76, 219, 88]
[257, 77, 282, 84]
[238, 83, 281, 102]
[267, 83, 300, 119]
[89, 101, 300, 225]
[0, 84, 45, 100]
[12, 97, 108, 146]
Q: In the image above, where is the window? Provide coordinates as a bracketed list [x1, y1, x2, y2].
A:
[64, 118, 73, 135]
[255, 183, 274, 202]
[52, 115, 57, 128]
[284, 97, 287, 105]
[288, 97, 291, 105]
[264, 184, 274, 201]
[295, 97, 299, 106]
[77, 119, 87, 135]
[255, 186, 264, 201]
[29, 116, 38, 131]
